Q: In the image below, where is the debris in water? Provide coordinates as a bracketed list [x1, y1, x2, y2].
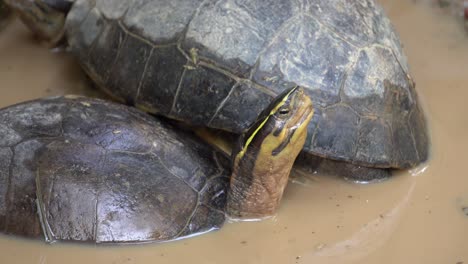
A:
[462, 206, 468, 215]
[315, 243, 326, 251]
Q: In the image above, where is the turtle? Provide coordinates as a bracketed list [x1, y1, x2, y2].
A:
[5, 0, 430, 178]
[0, 85, 314, 243]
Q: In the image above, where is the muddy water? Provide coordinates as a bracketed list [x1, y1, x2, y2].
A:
[0, 1, 467, 263]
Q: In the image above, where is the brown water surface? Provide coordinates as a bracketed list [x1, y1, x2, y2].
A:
[0, 1, 467, 263]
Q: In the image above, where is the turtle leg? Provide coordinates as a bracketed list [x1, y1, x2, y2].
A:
[4, 0, 67, 44]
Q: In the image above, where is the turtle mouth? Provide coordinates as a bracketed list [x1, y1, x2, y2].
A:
[297, 102, 314, 129]
[285, 90, 314, 132]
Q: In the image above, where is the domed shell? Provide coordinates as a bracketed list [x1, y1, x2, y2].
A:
[0, 96, 229, 243]
[64, 0, 429, 169]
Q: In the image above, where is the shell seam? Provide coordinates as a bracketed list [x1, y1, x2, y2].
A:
[135, 47, 155, 101]
[302, 13, 360, 49]
[117, 20, 178, 48]
[207, 83, 240, 126]
[169, 68, 187, 116]
[150, 152, 199, 193]
[105, 23, 129, 84]
[248, 13, 302, 81]
[181, 0, 216, 44]
[173, 194, 199, 239]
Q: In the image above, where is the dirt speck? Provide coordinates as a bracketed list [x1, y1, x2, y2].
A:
[462, 207, 468, 216]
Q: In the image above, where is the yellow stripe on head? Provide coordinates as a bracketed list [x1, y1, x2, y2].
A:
[237, 86, 300, 160]
[227, 85, 313, 219]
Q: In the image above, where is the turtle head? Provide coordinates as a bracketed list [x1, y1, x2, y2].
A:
[4, 0, 72, 44]
[227, 86, 314, 219]
[260, 85, 313, 156]
[237, 86, 314, 161]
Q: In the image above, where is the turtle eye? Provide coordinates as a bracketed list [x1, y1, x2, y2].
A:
[278, 106, 290, 116]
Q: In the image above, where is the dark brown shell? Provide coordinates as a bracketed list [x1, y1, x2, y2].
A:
[0, 96, 229, 243]
[64, 0, 429, 169]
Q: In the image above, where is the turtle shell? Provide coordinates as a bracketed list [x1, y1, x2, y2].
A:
[0, 96, 230, 243]
[63, 0, 429, 169]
